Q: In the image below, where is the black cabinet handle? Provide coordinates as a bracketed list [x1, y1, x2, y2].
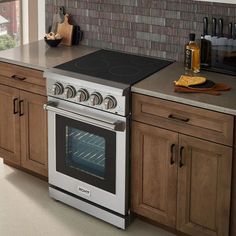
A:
[13, 98, 18, 114]
[179, 146, 184, 168]
[19, 100, 24, 116]
[168, 114, 190, 123]
[11, 75, 26, 81]
[170, 144, 176, 165]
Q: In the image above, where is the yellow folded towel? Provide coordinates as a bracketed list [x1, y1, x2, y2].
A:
[174, 75, 206, 87]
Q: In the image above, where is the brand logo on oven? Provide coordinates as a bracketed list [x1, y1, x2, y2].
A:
[78, 186, 91, 196]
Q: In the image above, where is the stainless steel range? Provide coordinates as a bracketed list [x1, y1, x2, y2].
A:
[43, 49, 172, 229]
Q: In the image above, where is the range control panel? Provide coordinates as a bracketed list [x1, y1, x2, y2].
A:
[46, 77, 128, 116]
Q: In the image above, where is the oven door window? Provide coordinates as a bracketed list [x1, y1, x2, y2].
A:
[56, 115, 116, 194]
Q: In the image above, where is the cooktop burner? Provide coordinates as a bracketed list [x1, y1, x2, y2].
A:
[55, 50, 173, 85]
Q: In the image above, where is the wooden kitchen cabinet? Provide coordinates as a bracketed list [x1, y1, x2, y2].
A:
[177, 135, 232, 236]
[131, 121, 178, 228]
[0, 84, 20, 165]
[0, 62, 48, 177]
[131, 93, 233, 236]
[20, 91, 48, 177]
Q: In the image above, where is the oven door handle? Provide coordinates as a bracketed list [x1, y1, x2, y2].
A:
[44, 102, 125, 132]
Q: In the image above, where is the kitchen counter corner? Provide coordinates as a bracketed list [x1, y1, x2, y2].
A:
[131, 62, 236, 116]
[0, 40, 98, 71]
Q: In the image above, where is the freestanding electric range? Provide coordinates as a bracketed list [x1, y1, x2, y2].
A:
[43, 49, 172, 229]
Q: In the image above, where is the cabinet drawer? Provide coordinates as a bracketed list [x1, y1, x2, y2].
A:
[0, 62, 45, 87]
[132, 93, 234, 146]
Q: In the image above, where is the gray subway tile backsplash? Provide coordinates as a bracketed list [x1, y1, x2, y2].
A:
[45, 0, 236, 61]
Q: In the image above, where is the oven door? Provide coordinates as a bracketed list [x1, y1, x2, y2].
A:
[45, 98, 129, 215]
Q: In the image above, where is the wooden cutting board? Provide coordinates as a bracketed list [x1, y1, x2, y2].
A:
[174, 83, 231, 95]
[57, 14, 73, 46]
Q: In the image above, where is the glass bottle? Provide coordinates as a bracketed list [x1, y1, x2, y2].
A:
[184, 33, 200, 73]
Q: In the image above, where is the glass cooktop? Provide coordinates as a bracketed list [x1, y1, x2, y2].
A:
[55, 50, 173, 85]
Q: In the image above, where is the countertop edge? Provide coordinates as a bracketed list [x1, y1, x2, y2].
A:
[0, 57, 45, 71]
[131, 86, 236, 116]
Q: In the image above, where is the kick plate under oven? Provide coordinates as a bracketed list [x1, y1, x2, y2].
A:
[45, 97, 130, 219]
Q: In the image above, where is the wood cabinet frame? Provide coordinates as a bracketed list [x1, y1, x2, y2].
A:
[131, 121, 178, 228]
[131, 93, 234, 236]
[0, 62, 48, 177]
[20, 91, 48, 176]
[0, 84, 20, 165]
[177, 135, 232, 236]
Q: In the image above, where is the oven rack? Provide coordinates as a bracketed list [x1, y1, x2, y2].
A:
[67, 143, 105, 178]
[67, 129, 106, 177]
[65, 127, 108, 178]
[69, 143, 105, 167]
[68, 129, 105, 149]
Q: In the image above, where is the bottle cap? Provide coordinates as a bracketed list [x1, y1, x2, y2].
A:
[189, 33, 195, 41]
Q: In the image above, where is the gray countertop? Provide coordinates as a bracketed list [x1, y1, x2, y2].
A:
[0, 40, 98, 71]
[132, 62, 236, 116]
[0, 41, 235, 116]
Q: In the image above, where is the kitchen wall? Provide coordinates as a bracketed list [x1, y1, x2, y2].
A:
[45, 0, 236, 61]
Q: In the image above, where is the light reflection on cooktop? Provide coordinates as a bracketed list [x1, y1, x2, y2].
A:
[55, 50, 173, 85]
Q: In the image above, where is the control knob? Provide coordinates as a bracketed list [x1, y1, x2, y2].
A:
[103, 96, 117, 110]
[52, 82, 64, 95]
[64, 85, 76, 99]
[77, 89, 89, 102]
[90, 92, 103, 106]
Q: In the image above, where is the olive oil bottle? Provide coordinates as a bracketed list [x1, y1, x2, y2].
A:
[184, 33, 200, 73]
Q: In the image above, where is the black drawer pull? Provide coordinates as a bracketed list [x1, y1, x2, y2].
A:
[168, 114, 190, 123]
[19, 100, 24, 116]
[179, 146, 184, 168]
[13, 98, 18, 114]
[11, 75, 26, 81]
[170, 144, 176, 165]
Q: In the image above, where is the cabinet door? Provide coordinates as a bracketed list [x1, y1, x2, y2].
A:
[0, 84, 20, 165]
[177, 134, 232, 236]
[20, 91, 48, 177]
[131, 121, 178, 227]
